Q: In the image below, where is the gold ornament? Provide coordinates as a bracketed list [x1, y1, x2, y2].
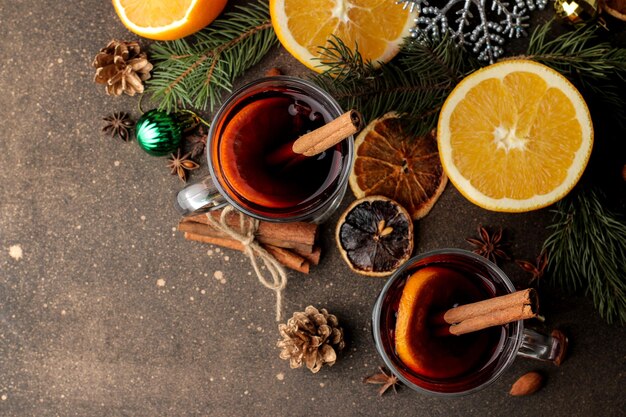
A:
[276, 306, 345, 373]
[92, 40, 153, 97]
[554, 0, 600, 24]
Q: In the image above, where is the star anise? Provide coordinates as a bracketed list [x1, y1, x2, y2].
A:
[185, 125, 208, 159]
[102, 112, 134, 141]
[516, 251, 549, 286]
[363, 367, 399, 396]
[466, 225, 510, 264]
[167, 150, 199, 183]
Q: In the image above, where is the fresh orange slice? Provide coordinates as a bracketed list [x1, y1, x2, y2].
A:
[437, 60, 593, 212]
[270, 0, 417, 72]
[349, 113, 447, 220]
[112, 0, 228, 40]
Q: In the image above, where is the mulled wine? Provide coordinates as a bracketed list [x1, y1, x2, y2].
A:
[210, 86, 347, 217]
[175, 76, 353, 223]
[392, 265, 504, 380]
[373, 250, 521, 395]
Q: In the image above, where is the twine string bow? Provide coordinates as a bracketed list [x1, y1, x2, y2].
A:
[205, 206, 287, 321]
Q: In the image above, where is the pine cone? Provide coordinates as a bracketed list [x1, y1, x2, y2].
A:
[277, 306, 346, 373]
[93, 40, 153, 97]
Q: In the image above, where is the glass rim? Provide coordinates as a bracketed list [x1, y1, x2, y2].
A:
[371, 248, 524, 397]
[206, 76, 354, 223]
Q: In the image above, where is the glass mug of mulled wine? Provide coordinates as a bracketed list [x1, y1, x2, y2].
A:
[174, 76, 354, 224]
[372, 248, 566, 396]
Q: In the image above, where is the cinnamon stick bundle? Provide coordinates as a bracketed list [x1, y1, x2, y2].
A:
[182, 211, 318, 253]
[435, 288, 539, 336]
[183, 232, 311, 274]
[178, 209, 322, 274]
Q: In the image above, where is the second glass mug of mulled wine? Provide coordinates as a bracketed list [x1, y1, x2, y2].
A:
[174, 76, 354, 224]
[372, 248, 567, 396]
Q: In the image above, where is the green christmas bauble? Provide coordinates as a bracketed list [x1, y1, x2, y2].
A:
[135, 109, 183, 156]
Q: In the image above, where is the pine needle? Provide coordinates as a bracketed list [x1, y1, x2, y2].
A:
[522, 20, 626, 127]
[542, 188, 626, 324]
[312, 36, 477, 136]
[146, 0, 277, 113]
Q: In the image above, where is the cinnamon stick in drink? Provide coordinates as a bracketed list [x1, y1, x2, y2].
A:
[434, 288, 539, 336]
[266, 109, 363, 167]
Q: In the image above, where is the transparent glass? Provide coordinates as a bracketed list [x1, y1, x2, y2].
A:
[372, 249, 565, 396]
[175, 76, 354, 224]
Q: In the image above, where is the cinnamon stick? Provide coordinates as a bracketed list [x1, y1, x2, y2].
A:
[178, 219, 316, 254]
[264, 246, 310, 274]
[292, 109, 363, 156]
[434, 289, 539, 336]
[183, 232, 310, 274]
[183, 211, 318, 250]
[266, 109, 363, 167]
[293, 245, 321, 266]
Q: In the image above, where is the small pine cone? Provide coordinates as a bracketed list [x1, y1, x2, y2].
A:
[93, 40, 153, 97]
[277, 306, 346, 373]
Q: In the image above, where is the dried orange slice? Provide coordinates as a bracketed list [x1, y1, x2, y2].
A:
[269, 0, 417, 72]
[437, 60, 593, 212]
[336, 196, 413, 277]
[112, 0, 228, 41]
[349, 113, 448, 220]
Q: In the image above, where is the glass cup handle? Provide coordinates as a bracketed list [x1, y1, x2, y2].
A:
[174, 175, 228, 217]
[517, 328, 568, 364]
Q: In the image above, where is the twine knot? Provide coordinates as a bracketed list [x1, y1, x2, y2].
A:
[205, 206, 287, 321]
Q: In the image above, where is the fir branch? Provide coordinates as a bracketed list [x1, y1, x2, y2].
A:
[146, 0, 277, 113]
[312, 36, 477, 135]
[521, 20, 626, 125]
[542, 188, 626, 325]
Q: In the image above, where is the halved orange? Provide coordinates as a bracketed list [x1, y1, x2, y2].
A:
[270, 0, 417, 72]
[112, 0, 228, 40]
[349, 113, 447, 220]
[437, 60, 593, 212]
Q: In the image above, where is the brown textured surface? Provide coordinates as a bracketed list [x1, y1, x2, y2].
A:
[0, 1, 625, 416]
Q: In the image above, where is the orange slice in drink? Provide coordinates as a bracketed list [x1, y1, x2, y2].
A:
[395, 266, 490, 379]
[219, 97, 296, 208]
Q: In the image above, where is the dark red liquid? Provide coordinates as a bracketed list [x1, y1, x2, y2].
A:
[212, 88, 346, 215]
[380, 257, 508, 392]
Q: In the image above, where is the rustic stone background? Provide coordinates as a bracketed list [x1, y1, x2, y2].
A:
[0, 1, 624, 416]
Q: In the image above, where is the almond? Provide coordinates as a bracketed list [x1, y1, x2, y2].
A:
[265, 67, 282, 77]
[509, 371, 543, 396]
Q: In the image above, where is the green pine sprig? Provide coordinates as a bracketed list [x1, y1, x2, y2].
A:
[146, 0, 277, 113]
[522, 20, 626, 126]
[312, 36, 477, 136]
[542, 188, 626, 325]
